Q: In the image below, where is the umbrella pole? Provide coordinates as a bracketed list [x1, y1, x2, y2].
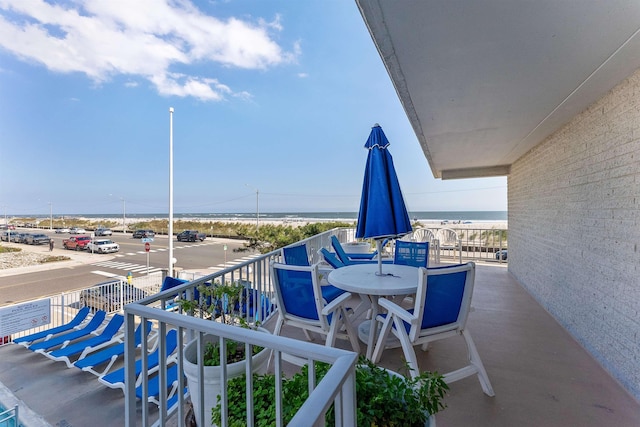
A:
[376, 239, 383, 276]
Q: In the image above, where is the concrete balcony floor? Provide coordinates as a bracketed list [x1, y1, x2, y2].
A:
[1, 262, 639, 426]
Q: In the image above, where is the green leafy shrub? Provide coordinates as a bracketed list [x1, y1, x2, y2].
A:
[212, 356, 448, 426]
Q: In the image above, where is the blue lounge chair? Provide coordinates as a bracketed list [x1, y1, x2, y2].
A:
[318, 248, 345, 269]
[13, 307, 91, 347]
[331, 236, 378, 261]
[330, 236, 393, 266]
[28, 310, 107, 352]
[74, 321, 153, 377]
[98, 329, 179, 392]
[159, 276, 189, 311]
[44, 314, 125, 367]
[135, 363, 182, 407]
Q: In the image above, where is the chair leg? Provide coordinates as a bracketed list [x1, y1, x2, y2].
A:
[340, 308, 361, 353]
[462, 329, 495, 396]
[371, 314, 393, 363]
[392, 317, 421, 380]
[273, 316, 284, 337]
[326, 317, 340, 348]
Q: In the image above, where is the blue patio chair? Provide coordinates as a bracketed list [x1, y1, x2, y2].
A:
[270, 262, 360, 364]
[98, 329, 179, 392]
[74, 320, 154, 377]
[44, 314, 125, 367]
[282, 243, 311, 266]
[371, 262, 495, 396]
[13, 306, 91, 347]
[28, 310, 107, 352]
[394, 240, 429, 268]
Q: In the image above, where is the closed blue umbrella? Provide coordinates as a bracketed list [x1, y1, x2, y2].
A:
[356, 124, 412, 275]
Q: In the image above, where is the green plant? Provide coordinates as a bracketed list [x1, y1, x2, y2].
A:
[212, 356, 448, 426]
[0, 245, 21, 253]
[177, 280, 263, 366]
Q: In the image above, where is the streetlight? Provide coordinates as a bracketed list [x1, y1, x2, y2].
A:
[48, 202, 52, 230]
[169, 107, 175, 277]
[245, 184, 259, 232]
[121, 198, 126, 235]
[109, 194, 126, 235]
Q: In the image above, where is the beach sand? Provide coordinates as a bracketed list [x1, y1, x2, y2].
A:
[69, 216, 507, 232]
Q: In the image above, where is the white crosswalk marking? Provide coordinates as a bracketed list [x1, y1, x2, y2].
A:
[90, 252, 259, 276]
[91, 260, 163, 274]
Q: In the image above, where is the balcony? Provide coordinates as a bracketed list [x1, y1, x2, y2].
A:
[0, 228, 638, 426]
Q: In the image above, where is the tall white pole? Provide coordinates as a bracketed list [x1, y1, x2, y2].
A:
[122, 199, 126, 235]
[245, 184, 259, 233]
[48, 202, 52, 230]
[169, 107, 174, 277]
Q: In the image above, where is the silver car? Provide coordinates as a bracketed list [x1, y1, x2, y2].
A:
[94, 228, 113, 236]
[25, 233, 51, 245]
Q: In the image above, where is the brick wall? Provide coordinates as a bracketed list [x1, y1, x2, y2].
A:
[509, 68, 640, 400]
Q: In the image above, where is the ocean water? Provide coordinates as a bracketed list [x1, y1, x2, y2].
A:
[23, 211, 507, 223]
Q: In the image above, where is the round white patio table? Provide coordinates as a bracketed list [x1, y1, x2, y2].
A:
[328, 263, 420, 359]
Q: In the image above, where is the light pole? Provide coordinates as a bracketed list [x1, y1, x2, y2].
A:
[169, 107, 175, 277]
[121, 198, 126, 235]
[109, 194, 126, 234]
[48, 202, 52, 230]
[245, 184, 259, 232]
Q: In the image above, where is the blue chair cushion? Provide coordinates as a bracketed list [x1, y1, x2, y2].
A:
[321, 285, 346, 303]
[420, 271, 466, 329]
[275, 268, 319, 320]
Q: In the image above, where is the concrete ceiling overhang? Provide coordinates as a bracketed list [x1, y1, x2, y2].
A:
[356, 0, 640, 179]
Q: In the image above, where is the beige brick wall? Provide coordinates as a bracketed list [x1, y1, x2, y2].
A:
[509, 68, 640, 399]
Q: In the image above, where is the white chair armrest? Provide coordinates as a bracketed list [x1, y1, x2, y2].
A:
[321, 291, 353, 315]
[378, 297, 416, 324]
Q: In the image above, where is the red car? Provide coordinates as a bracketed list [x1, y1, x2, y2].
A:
[63, 235, 92, 251]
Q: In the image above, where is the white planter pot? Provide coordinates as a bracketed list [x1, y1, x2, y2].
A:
[184, 329, 270, 427]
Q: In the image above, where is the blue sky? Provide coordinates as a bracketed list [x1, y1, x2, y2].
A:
[0, 0, 507, 216]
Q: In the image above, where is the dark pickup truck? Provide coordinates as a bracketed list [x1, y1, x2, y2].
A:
[176, 230, 206, 242]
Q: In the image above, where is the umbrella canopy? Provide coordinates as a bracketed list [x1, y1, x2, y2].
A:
[356, 124, 412, 274]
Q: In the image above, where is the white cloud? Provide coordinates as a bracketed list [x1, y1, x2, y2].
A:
[0, 0, 298, 101]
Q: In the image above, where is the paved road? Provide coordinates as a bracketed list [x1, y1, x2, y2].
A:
[0, 230, 256, 305]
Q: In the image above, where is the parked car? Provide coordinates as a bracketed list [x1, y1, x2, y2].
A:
[63, 235, 92, 250]
[25, 233, 51, 245]
[132, 229, 155, 239]
[55, 227, 70, 233]
[94, 228, 113, 236]
[176, 230, 206, 242]
[11, 233, 29, 243]
[69, 227, 87, 234]
[495, 249, 508, 260]
[79, 280, 148, 312]
[86, 239, 120, 254]
[1, 231, 11, 242]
